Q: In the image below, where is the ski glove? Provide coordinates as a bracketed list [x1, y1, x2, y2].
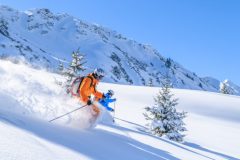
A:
[87, 100, 92, 105]
[102, 94, 106, 99]
[110, 108, 114, 112]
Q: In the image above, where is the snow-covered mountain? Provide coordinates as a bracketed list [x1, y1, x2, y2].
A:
[0, 5, 239, 95]
[1, 59, 240, 160]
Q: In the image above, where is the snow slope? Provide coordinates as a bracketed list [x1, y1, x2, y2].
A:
[1, 5, 240, 94]
[0, 60, 240, 160]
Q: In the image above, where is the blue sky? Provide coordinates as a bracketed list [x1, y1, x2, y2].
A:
[0, 0, 240, 85]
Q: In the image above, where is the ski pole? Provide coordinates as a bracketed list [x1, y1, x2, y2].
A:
[49, 104, 88, 122]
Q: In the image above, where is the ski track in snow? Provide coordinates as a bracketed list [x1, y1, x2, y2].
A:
[0, 60, 240, 160]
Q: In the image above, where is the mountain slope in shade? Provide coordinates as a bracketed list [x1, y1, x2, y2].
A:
[0, 5, 239, 95]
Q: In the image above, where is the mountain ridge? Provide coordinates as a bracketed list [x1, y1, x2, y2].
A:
[0, 5, 239, 95]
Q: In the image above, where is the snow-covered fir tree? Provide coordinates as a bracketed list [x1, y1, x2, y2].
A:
[220, 81, 231, 94]
[69, 49, 86, 75]
[57, 60, 64, 74]
[144, 75, 187, 142]
[54, 60, 66, 86]
[64, 49, 86, 92]
[148, 78, 153, 87]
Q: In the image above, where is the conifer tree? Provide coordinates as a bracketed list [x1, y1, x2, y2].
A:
[54, 60, 65, 86]
[64, 49, 87, 93]
[220, 81, 232, 95]
[69, 49, 86, 75]
[57, 60, 64, 74]
[144, 75, 187, 142]
[148, 78, 153, 87]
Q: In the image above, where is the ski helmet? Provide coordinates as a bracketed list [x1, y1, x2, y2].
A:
[108, 89, 114, 96]
[93, 68, 105, 80]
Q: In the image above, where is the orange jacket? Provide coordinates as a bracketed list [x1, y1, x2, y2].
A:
[78, 73, 103, 103]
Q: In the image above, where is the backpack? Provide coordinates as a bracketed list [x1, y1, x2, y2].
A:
[70, 76, 93, 97]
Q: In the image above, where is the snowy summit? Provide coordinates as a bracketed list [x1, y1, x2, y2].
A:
[0, 5, 239, 95]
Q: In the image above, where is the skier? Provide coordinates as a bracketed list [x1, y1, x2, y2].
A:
[78, 68, 105, 115]
[99, 90, 116, 112]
